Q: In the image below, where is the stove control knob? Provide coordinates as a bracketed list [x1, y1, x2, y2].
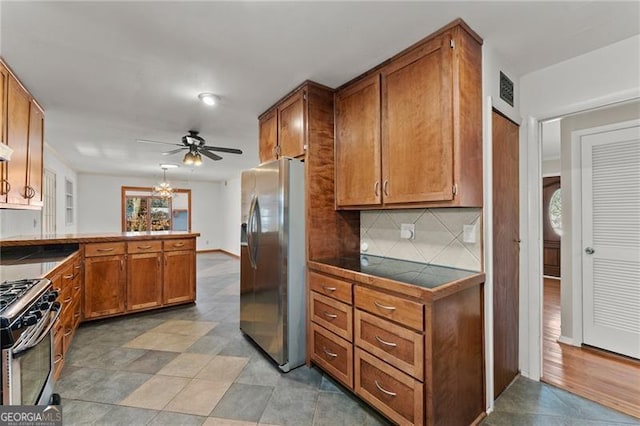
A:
[23, 314, 38, 326]
[46, 291, 58, 302]
[39, 302, 51, 310]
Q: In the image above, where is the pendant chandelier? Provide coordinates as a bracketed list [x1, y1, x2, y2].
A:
[153, 166, 175, 199]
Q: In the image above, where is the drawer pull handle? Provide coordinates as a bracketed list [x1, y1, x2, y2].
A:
[97, 248, 115, 252]
[374, 301, 396, 311]
[322, 286, 337, 292]
[374, 380, 397, 397]
[137, 245, 153, 249]
[63, 274, 74, 279]
[64, 329, 72, 337]
[322, 347, 338, 358]
[64, 297, 72, 303]
[375, 335, 397, 348]
[54, 354, 63, 364]
[322, 311, 338, 320]
[173, 242, 185, 247]
[75, 265, 82, 269]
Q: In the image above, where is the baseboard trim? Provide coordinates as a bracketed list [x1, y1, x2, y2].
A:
[196, 248, 240, 259]
[557, 335, 579, 346]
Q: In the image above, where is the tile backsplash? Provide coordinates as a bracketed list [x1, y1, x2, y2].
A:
[361, 208, 482, 271]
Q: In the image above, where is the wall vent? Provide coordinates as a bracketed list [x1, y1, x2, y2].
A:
[499, 71, 514, 107]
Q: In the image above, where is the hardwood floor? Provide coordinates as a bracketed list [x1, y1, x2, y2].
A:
[542, 278, 640, 418]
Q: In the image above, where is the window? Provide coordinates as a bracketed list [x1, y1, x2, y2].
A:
[549, 188, 562, 236]
[65, 178, 74, 225]
[121, 186, 191, 232]
[42, 169, 56, 235]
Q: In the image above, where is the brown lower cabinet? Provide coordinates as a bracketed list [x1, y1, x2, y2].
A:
[84, 253, 126, 319]
[128, 252, 163, 311]
[163, 250, 195, 305]
[307, 264, 485, 426]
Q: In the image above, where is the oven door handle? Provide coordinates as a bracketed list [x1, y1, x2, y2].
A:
[13, 302, 61, 356]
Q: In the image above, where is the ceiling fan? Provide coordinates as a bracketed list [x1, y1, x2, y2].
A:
[137, 130, 243, 165]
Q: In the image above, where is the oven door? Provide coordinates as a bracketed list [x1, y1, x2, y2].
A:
[2, 304, 60, 405]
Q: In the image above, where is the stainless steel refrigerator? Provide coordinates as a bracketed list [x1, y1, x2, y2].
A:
[240, 158, 306, 372]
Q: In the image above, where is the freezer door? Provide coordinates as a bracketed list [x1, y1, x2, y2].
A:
[251, 160, 286, 365]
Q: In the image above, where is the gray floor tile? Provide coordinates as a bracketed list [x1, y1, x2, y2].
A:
[77, 347, 147, 370]
[210, 383, 274, 422]
[148, 411, 206, 425]
[217, 334, 260, 358]
[206, 322, 241, 338]
[61, 399, 113, 425]
[492, 377, 575, 417]
[313, 391, 391, 426]
[481, 411, 635, 426]
[64, 342, 113, 366]
[79, 370, 153, 404]
[55, 367, 115, 400]
[318, 374, 344, 394]
[235, 354, 283, 387]
[260, 387, 318, 426]
[123, 350, 180, 374]
[275, 365, 322, 392]
[93, 405, 158, 426]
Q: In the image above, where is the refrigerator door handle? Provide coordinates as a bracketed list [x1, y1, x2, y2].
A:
[251, 197, 262, 267]
[247, 194, 258, 269]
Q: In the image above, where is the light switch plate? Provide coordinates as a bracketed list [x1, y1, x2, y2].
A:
[400, 223, 415, 240]
[463, 224, 477, 243]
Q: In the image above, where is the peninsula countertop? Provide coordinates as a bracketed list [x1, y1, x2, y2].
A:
[0, 231, 200, 247]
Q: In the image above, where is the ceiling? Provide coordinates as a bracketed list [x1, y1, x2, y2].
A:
[1, 1, 639, 182]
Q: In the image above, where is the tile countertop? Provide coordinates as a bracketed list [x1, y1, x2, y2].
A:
[309, 254, 485, 301]
[0, 231, 200, 247]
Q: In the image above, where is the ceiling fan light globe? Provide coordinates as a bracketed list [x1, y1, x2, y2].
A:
[194, 153, 203, 166]
[183, 152, 195, 165]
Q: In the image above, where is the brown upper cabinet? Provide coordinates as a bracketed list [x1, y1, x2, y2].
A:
[335, 20, 483, 209]
[1, 58, 45, 210]
[258, 87, 307, 164]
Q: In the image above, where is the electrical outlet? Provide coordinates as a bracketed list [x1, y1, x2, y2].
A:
[400, 223, 415, 240]
[463, 224, 477, 243]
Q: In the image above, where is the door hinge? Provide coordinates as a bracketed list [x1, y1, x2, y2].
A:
[450, 39, 455, 49]
[452, 184, 458, 196]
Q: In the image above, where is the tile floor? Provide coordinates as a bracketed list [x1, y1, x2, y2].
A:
[56, 253, 640, 425]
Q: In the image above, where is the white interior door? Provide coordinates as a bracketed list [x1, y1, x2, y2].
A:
[582, 123, 640, 359]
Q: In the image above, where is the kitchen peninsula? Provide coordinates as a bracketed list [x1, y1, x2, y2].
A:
[0, 231, 199, 378]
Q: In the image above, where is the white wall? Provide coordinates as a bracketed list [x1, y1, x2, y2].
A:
[219, 175, 241, 256]
[542, 159, 561, 176]
[77, 173, 223, 251]
[0, 145, 77, 238]
[559, 101, 640, 343]
[518, 34, 640, 380]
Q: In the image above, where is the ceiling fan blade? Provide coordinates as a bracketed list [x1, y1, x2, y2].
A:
[136, 139, 181, 147]
[162, 148, 187, 156]
[200, 149, 223, 161]
[201, 146, 243, 155]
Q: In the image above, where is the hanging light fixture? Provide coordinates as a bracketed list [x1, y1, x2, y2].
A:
[153, 166, 176, 199]
[183, 148, 202, 166]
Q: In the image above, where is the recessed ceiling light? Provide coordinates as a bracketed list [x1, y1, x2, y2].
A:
[159, 163, 179, 169]
[198, 92, 218, 106]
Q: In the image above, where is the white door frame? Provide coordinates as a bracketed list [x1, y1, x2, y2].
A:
[521, 90, 640, 381]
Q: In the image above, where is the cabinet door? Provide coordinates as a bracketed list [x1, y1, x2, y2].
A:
[278, 90, 306, 158]
[381, 34, 454, 204]
[335, 74, 381, 207]
[26, 101, 44, 206]
[6, 75, 30, 206]
[127, 252, 162, 311]
[163, 250, 195, 305]
[0, 64, 8, 203]
[84, 255, 126, 319]
[259, 109, 278, 164]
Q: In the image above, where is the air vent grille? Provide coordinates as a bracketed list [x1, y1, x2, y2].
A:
[500, 71, 514, 107]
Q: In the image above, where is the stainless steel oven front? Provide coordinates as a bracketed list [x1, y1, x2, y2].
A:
[0, 278, 60, 406]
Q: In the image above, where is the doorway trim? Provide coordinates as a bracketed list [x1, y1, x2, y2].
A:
[521, 89, 640, 381]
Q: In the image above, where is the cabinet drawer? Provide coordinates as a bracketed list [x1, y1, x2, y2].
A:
[163, 238, 195, 251]
[355, 348, 423, 426]
[61, 266, 75, 290]
[355, 309, 424, 380]
[310, 323, 353, 389]
[127, 240, 162, 254]
[355, 286, 424, 331]
[85, 242, 125, 257]
[309, 271, 352, 304]
[311, 291, 352, 342]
